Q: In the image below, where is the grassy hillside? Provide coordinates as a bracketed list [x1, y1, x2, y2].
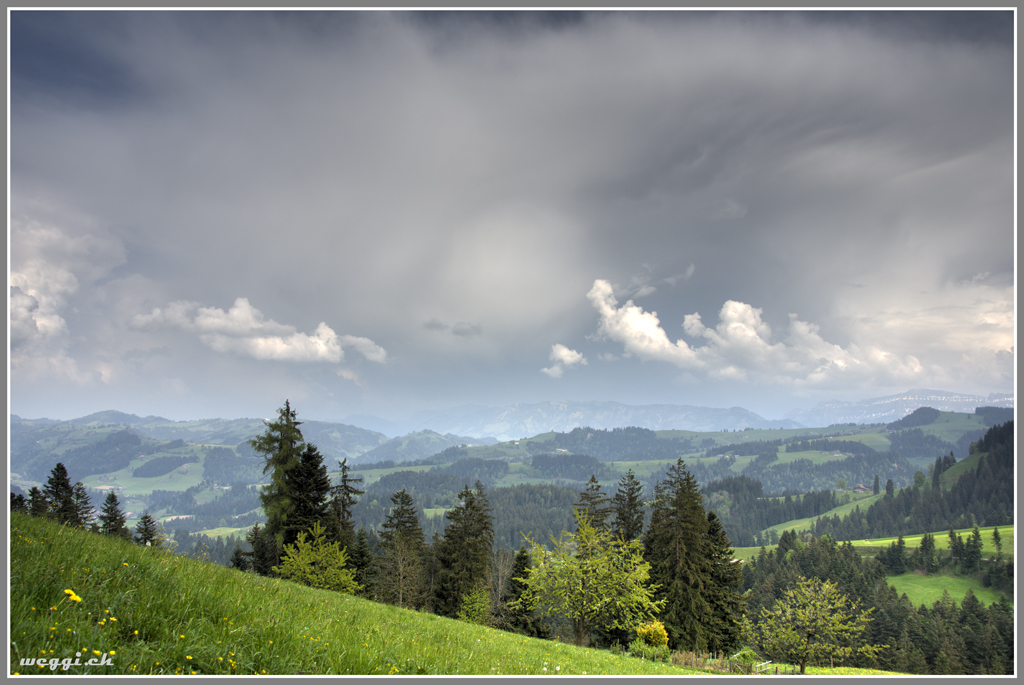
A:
[13, 513, 698, 676]
[10, 513, 904, 676]
[885, 573, 1009, 608]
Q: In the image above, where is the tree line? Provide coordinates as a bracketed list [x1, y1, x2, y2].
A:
[229, 402, 749, 656]
[741, 531, 1014, 674]
[11, 463, 166, 547]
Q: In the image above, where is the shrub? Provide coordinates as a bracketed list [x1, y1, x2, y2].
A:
[628, 638, 670, 662]
[635, 620, 669, 647]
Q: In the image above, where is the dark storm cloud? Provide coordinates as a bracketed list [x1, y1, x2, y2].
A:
[9, 10, 1014, 421]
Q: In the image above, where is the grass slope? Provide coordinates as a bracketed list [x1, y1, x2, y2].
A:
[885, 573, 1009, 608]
[11, 513, 902, 676]
[10, 513, 701, 676]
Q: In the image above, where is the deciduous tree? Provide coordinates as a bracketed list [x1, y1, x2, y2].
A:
[748, 576, 878, 674]
[514, 510, 664, 647]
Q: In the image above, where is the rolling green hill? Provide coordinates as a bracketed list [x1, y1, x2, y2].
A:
[8, 512, 757, 676]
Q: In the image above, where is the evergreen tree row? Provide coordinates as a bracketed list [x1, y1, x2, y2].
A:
[11, 462, 170, 548]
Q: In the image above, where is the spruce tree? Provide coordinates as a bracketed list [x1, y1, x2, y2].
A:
[433, 482, 495, 618]
[703, 511, 746, 655]
[284, 443, 332, 547]
[378, 490, 427, 609]
[250, 401, 305, 550]
[330, 458, 364, 551]
[611, 469, 645, 541]
[574, 475, 611, 530]
[503, 546, 551, 638]
[134, 511, 161, 546]
[246, 523, 279, 576]
[348, 527, 376, 597]
[229, 543, 252, 572]
[71, 482, 94, 529]
[27, 486, 49, 517]
[43, 462, 76, 525]
[11, 492, 28, 514]
[99, 491, 128, 537]
[643, 458, 712, 651]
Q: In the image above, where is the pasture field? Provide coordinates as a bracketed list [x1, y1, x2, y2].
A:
[756, 492, 884, 537]
[80, 457, 206, 498]
[915, 411, 989, 444]
[190, 526, 248, 539]
[848, 525, 1014, 560]
[885, 572, 1011, 608]
[12, 513, 898, 676]
[344, 464, 434, 486]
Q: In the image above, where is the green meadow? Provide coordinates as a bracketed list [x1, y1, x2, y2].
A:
[10, 513, 902, 676]
[885, 573, 1010, 608]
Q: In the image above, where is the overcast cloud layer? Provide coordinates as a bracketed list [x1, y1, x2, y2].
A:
[9, 10, 1015, 423]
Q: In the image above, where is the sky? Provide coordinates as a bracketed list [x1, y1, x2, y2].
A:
[8, 10, 1016, 425]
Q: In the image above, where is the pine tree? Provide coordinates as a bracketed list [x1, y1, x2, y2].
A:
[347, 527, 376, 597]
[873, 474, 881, 495]
[574, 475, 611, 530]
[330, 458, 364, 552]
[229, 543, 252, 572]
[433, 482, 495, 618]
[27, 486, 49, 517]
[502, 546, 551, 638]
[250, 401, 305, 550]
[703, 511, 746, 655]
[71, 482, 94, 529]
[643, 459, 712, 651]
[246, 523, 279, 576]
[611, 469, 645, 541]
[134, 511, 161, 547]
[378, 489, 427, 609]
[11, 492, 28, 514]
[99, 491, 128, 537]
[43, 463, 76, 525]
[284, 443, 333, 547]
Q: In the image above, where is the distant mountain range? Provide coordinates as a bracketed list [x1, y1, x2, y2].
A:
[785, 389, 1013, 427]
[12, 389, 1012, 468]
[345, 401, 802, 442]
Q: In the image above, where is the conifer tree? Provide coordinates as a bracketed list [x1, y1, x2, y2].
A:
[433, 482, 495, 618]
[329, 458, 364, 552]
[347, 526, 376, 597]
[574, 475, 611, 530]
[246, 523, 279, 576]
[378, 489, 427, 609]
[11, 492, 28, 514]
[27, 486, 49, 517]
[285, 443, 333, 547]
[611, 469, 645, 541]
[134, 511, 161, 546]
[229, 543, 252, 571]
[501, 546, 551, 638]
[99, 491, 128, 538]
[703, 511, 746, 654]
[43, 462, 76, 525]
[643, 458, 712, 651]
[71, 482, 94, 529]
[250, 401, 305, 550]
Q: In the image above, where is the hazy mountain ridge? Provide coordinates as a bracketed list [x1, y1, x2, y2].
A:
[381, 401, 802, 441]
[786, 389, 1013, 427]
[352, 429, 498, 465]
[11, 411, 391, 468]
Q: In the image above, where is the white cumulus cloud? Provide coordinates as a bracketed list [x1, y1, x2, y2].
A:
[587, 278, 924, 387]
[132, 298, 386, 365]
[541, 343, 587, 378]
